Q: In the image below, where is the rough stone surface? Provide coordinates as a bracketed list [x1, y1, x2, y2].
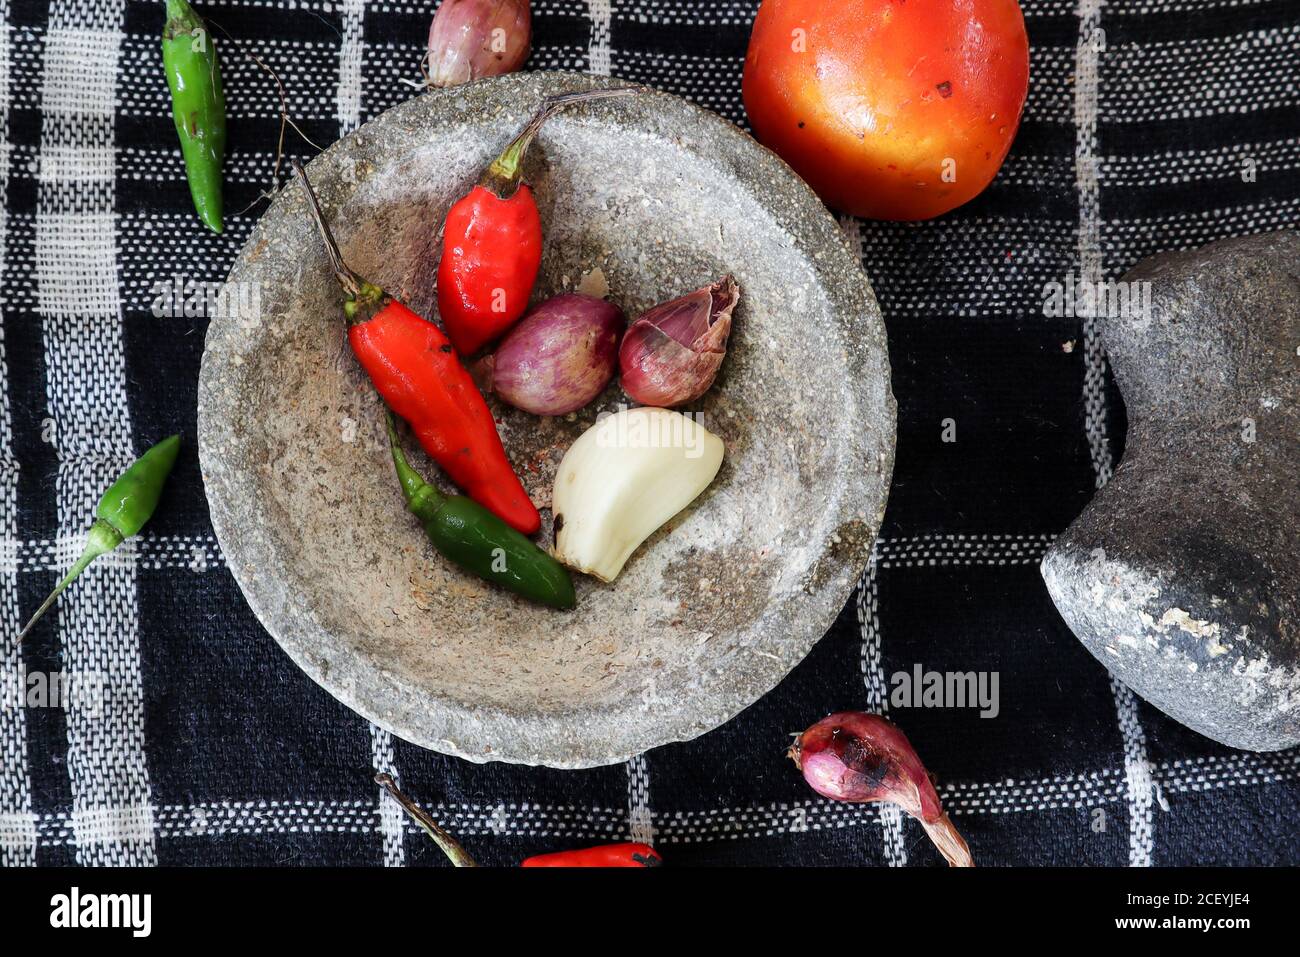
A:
[197, 73, 896, 768]
[1042, 231, 1300, 751]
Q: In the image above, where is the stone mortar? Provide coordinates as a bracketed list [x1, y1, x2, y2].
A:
[1042, 230, 1300, 751]
[197, 73, 896, 768]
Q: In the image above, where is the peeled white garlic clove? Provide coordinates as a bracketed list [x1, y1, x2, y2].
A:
[551, 407, 724, 582]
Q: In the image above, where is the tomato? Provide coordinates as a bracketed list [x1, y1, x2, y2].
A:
[743, 0, 1030, 221]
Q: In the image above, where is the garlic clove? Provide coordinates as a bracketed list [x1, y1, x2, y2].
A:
[552, 407, 724, 582]
[619, 276, 738, 407]
[427, 0, 531, 88]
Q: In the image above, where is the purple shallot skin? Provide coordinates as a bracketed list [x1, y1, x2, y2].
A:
[789, 711, 974, 867]
[476, 292, 623, 416]
[427, 0, 531, 88]
[619, 276, 738, 407]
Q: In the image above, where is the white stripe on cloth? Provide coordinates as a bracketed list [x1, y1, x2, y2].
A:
[36, 1, 155, 865]
[336, 0, 365, 133]
[55, 141, 1293, 191]
[584, 0, 653, 851]
[1074, 4, 1112, 490]
[371, 730, 405, 867]
[0, 19, 1283, 130]
[333, 0, 405, 870]
[1111, 678, 1158, 863]
[586, 0, 612, 76]
[856, 560, 907, 867]
[3, 201, 1294, 323]
[838, 205, 910, 863]
[0, 0, 35, 869]
[0, 531, 1064, 573]
[10, 747, 1298, 852]
[1075, 0, 1154, 868]
[627, 754, 654, 845]
[843, 212, 904, 864]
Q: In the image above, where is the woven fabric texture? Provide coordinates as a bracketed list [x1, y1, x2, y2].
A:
[1, 0, 1297, 866]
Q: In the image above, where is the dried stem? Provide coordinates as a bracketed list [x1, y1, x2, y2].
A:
[375, 773, 478, 867]
[921, 812, 975, 868]
[206, 18, 324, 214]
[481, 87, 641, 197]
[290, 159, 361, 298]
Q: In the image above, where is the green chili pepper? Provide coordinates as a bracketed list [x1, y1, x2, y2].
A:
[163, 0, 226, 233]
[386, 415, 575, 610]
[17, 435, 181, 643]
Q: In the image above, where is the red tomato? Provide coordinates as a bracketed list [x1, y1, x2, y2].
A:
[743, 0, 1030, 221]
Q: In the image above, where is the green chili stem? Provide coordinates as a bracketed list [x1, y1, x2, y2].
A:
[481, 87, 640, 198]
[385, 413, 446, 516]
[16, 520, 122, 644]
[163, 0, 199, 35]
[374, 773, 478, 867]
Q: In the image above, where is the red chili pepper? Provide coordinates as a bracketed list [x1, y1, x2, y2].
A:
[437, 87, 637, 357]
[294, 161, 540, 535]
[521, 842, 662, 868]
[376, 775, 663, 868]
[438, 183, 541, 358]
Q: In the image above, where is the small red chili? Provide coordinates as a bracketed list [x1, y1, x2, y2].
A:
[376, 775, 663, 868]
[521, 843, 663, 868]
[436, 87, 636, 357]
[295, 161, 540, 535]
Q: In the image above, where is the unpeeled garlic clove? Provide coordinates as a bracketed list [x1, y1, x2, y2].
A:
[552, 407, 724, 582]
[427, 0, 531, 88]
[619, 276, 738, 407]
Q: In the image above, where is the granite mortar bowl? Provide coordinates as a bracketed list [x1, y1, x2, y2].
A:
[197, 73, 895, 768]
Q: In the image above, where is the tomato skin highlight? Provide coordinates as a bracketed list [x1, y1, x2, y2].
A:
[743, 0, 1030, 221]
[437, 184, 543, 356]
[350, 300, 541, 536]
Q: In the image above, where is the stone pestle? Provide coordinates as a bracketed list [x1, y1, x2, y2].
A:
[1042, 230, 1299, 751]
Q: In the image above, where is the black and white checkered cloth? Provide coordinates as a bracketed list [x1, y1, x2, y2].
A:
[1, 0, 1297, 867]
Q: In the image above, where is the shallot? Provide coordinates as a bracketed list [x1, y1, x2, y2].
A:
[426, 0, 531, 88]
[474, 293, 624, 416]
[789, 711, 974, 867]
[619, 276, 738, 407]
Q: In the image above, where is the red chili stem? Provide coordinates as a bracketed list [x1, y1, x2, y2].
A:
[291, 158, 362, 299]
[481, 86, 639, 198]
[375, 773, 479, 867]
